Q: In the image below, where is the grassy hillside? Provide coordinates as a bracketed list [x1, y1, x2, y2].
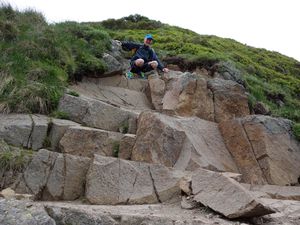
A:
[0, 4, 110, 114]
[0, 7, 299, 137]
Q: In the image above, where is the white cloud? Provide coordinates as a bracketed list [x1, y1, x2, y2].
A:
[4, 0, 300, 61]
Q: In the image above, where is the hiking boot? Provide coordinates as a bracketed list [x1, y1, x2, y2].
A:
[126, 71, 134, 79]
[139, 72, 146, 79]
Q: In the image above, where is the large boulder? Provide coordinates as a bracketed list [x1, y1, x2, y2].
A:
[59, 126, 124, 158]
[0, 199, 55, 225]
[14, 149, 91, 200]
[0, 114, 49, 150]
[86, 155, 187, 205]
[219, 115, 300, 185]
[131, 111, 238, 172]
[58, 94, 138, 133]
[191, 169, 275, 219]
[207, 78, 250, 122]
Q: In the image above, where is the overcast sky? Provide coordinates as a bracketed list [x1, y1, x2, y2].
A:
[4, 0, 300, 62]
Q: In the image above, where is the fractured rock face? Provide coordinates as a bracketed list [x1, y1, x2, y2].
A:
[14, 149, 91, 201]
[207, 78, 250, 122]
[191, 168, 275, 219]
[132, 111, 238, 172]
[219, 115, 300, 185]
[85, 155, 187, 205]
[58, 94, 138, 133]
[59, 126, 124, 158]
[148, 72, 214, 121]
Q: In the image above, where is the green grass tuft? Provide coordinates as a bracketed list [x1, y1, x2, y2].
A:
[0, 148, 34, 173]
[50, 110, 70, 120]
[67, 90, 80, 97]
[292, 123, 300, 141]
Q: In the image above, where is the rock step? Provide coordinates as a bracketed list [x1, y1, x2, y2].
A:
[0, 114, 133, 157]
[70, 80, 153, 110]
[13, 149, 187, 204]
[81, 74, 149, 93]
[59, 126, 133, 158]
[13, 149, 276, 219]
[58, 94, 138, 134]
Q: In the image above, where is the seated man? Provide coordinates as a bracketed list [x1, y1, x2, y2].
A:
[118, 34, 169, 78]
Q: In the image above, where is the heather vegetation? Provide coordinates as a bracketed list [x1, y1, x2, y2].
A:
[0, 6, 299, 138]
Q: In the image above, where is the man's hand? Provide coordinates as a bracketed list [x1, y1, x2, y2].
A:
[162, 68, 169, 73]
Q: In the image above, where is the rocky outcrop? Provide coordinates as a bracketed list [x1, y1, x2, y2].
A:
[219, 115, 300, 185]
[0, 114, 49, 150]
[148, 72, 249, 122]
[15, 149, 91, 201]
[58, 94, 138, 133]
[86, 155, 186, 205]
[132, 111, 238, 172]
[191, 169, 275, 219]
[0, 199, 56, 225]
[59, 126, 124, 157]
[207, 78, 250, 122]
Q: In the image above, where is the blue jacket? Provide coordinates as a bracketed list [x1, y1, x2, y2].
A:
[121, 41, 164, 71]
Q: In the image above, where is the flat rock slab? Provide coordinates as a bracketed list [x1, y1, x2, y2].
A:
[41, 201, 238, 225]
[219, 115, 300, 185]
[0, 114, 49, 150]
[58, 94, 138, 133]
[191, 168, 275, 219]
[81, 75, 149, 93]
[86, 155, 187, 205]
[59, 126, 124, 157]
[0, 199, 56, 225]
[132, 111, 238, 172]
[242, 183, 300, 201]
[14, 149, 91, 201]
[70, 82, 152, 110]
